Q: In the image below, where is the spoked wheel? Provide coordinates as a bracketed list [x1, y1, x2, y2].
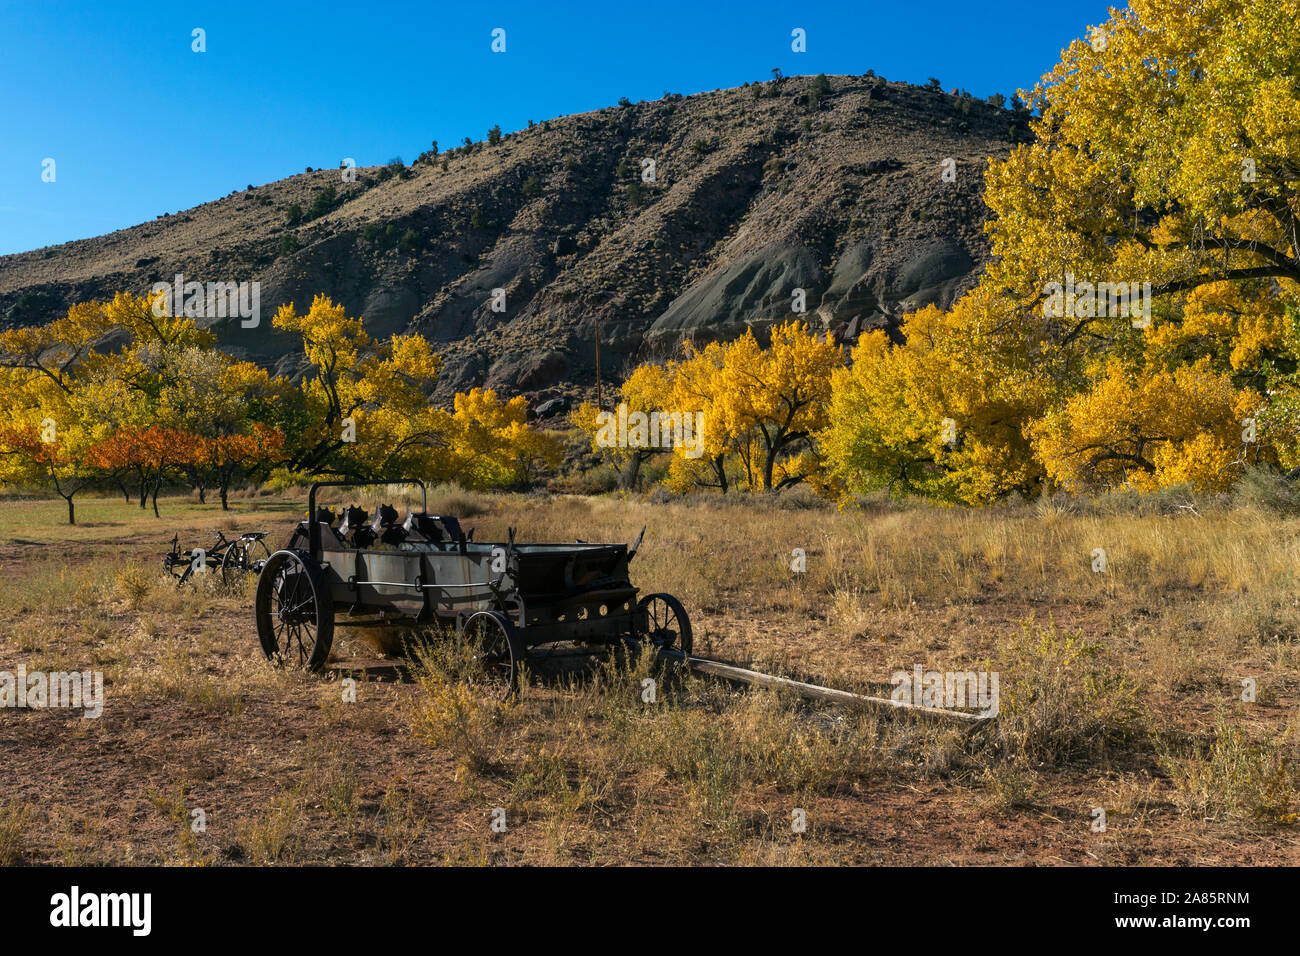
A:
[222, 536, 272, 590]
[636, 593, 693, 655]
[457, 611, 524, 700]
[255, 550, 334, 671]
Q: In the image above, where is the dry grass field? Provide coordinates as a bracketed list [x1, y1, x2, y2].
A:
[2, 480, 1300, 865]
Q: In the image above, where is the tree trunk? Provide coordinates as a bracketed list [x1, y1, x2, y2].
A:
[619, 453, 644, 491]
[712, 456, 728, 494]
[219, 472, 230, 511]
[151, 477, 161, 518]
[64, 494, 75, 525]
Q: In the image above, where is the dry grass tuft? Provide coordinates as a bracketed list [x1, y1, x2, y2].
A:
[0, 802, 33, 866]
[1159, 712, 1300, 824]
[991, 621, 1145, 767]
[408, 637, 518, 779]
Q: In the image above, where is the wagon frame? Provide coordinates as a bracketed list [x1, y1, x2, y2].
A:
[253, 478, 691, 696]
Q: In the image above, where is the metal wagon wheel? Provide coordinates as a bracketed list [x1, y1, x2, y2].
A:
[222, 536, 272, 590]
[255, 550, 334, 672]
[457, 610, 524, 700]
[637, 593, 693, 655]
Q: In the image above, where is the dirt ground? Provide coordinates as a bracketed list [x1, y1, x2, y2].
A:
[2, 487, 1298, 865]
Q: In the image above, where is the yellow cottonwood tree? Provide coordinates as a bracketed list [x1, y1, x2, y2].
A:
[986, 0, 1300, 307]
[1029, 359, 1259, 493]
[272, 294, 445, 477]
[0, 367, 101, 524]
[717, 322, 841, 492]
[819, 289, 1050, 503]
[440, 387, 561, 489]
[665, 341, 734, 493]
[820, 0, 1300, 502]
[573, 362, 676, 490]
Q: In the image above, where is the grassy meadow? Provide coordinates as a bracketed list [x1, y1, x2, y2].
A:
[2, 480, 1300, 864]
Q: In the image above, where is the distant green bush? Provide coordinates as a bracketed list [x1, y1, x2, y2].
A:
[810, 73, 831, 107]
[307, 185, 337, 220]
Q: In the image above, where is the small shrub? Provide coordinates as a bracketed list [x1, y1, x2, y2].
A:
[305, 746, 360, 820]
[992, 621, 1144, 766]
[1160, 713, 1300, 824]
[980, 765, 1041, 813]
[0, 803, 32, 865]
[377, 789, 425, 864]
[810, 73, 831, 108]
[115, 564, 155, 609]
[1233, 466, 1300, 516]
[145, 780, 203, 862]
[306, 184, 337, 220]
[408, 639, 515, 778]
[236, 791, 302, 863]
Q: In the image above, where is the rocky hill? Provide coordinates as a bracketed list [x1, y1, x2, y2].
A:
[0, 73, 1027, 402]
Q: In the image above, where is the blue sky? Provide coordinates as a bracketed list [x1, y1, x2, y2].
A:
[0, 0, 1111, 256]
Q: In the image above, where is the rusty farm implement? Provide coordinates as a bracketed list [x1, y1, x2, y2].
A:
[253, 479, 989, 727]
[163, 529, 272, 588]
